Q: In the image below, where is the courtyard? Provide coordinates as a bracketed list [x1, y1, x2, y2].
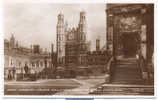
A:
[4, 78, 105, 95]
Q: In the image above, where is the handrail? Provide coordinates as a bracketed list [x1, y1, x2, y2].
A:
[106, 56, 114, 74]
[104, 56, 113, 83]
[138, 55, 147, 72]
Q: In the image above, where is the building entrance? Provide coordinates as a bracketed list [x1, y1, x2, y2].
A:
[122, 32, 139, 57]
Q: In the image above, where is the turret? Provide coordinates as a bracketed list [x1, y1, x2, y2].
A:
[15, 41, 18, 48]
[78, 11, 87, 41]
[10, 33, 15, 48]
[56, 13, 66, 64]
[78, 11, 87, 33]
[96, 37, 100, 51]
[57, 13, 65, 34]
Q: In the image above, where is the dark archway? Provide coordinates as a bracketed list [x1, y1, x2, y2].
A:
[121, 32, 140, 57]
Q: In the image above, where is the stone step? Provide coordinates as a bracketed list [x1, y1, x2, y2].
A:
[111, 80, 144, 84]
[89, 84, 154, 95]
[90, 91, 154, 95]
[113, 71, 142, 78]
[117, 62, 137, 65]
[89, 58, 153, 95]
[111, 58, 143, 84]
[112, 71, 142, 80]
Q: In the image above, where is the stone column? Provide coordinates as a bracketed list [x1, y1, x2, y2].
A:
[140, 8, 148, 81]
[106, 12, 114, 55]
[140, 8, 147, 59]
[113, 15, 120, 60]
[146, 5, 154, 84]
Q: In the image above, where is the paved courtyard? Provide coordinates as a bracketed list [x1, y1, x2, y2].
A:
[4, 79, 81, 95]
[4, 78, 105, 95]
[55, 78, 105, 95]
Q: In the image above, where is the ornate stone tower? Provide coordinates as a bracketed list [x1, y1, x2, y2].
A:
[78, 11, 87, 65]
[78, 11, 87, 41]
[10, 34, 15, 49]
[56, 13, 65, 65]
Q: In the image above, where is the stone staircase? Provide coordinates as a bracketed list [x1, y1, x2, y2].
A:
[89, 84, 154, 95]
[89, 57, 154, 95]
[111, 58, 144, 84]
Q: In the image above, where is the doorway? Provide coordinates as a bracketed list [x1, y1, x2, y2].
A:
[122, 32, 138, 57]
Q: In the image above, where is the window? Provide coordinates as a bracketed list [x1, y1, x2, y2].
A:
[59, 48, 61, 53]
[11, 59, 13, 66]
[69, 33, 73, 40]
[40, 61, 43, 67]
[62, 58, 64, 63]
[32, 62, 35, 67]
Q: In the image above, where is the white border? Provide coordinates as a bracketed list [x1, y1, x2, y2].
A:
[0, 0, 4, 99]
[3, 0, 158, 3]
[0, 0, 158, 99]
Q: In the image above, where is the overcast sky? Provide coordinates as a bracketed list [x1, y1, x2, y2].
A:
[4, 3, 106, 51]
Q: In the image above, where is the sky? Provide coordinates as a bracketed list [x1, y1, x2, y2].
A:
[4, 3, 107, 51]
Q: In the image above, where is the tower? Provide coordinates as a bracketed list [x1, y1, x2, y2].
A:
[78, 11, 87, 41]
[10, 34, 15, 49]
[96, 37, 100, 51]
[78, 11, 87, 65]
[56, 13, 65, 65]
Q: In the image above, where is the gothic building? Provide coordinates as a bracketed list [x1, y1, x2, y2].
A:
[56, 11, 89, 68]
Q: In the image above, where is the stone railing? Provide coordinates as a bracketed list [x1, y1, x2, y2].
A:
[104, 56, 114, 83]
[138, 55, 148, 80]
[147, 63, 154, 84]
[138, 55, 154, 84]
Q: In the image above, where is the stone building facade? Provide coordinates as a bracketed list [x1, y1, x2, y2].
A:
[106, 4, 154, 60]
[56, 11, 90, 68]
[4, 34, 51, 80]
[106, 4, 154, 83]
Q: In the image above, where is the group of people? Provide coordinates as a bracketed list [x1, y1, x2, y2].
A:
[7, 63, 29, 80]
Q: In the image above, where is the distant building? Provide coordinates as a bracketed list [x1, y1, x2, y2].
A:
[4, 34, 51, 80]
[88, 38, 110, 66]
[56, 13, 66, 65]
[56, 11, 90, 68]
[96, 37, 100, 51]
[86, 38, 111, 76]
[87, 51, 109, 65]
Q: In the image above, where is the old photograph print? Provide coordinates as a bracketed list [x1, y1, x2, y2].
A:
[4, 3, 154, 95]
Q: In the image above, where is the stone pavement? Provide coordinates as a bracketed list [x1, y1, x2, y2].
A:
[4, 79, 82, 95]
[55, 78, 105, 95]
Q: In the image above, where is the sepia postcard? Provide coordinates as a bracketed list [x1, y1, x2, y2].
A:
[2, 0, 156, 97]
